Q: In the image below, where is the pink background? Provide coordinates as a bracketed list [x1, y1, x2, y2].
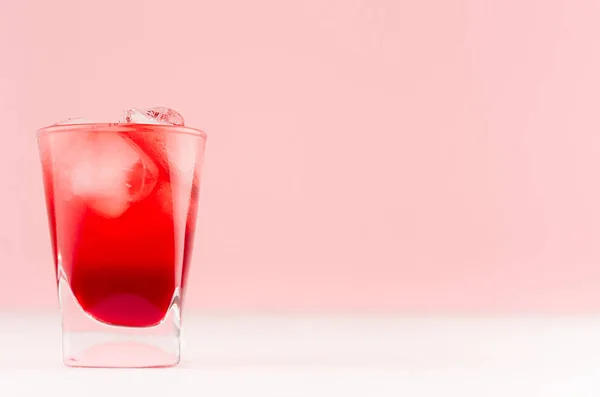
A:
[1, 0, 600, 312]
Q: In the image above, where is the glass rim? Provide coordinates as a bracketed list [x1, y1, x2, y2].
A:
[37, 123, 208, 139]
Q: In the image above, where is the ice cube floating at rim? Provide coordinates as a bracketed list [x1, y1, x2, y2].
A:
[121, 107, 185, 126]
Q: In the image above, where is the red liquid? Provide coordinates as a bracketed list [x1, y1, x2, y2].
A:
[39, 125, 202, 328]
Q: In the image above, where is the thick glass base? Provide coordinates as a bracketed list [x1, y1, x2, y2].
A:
[58, 279, 181, 368]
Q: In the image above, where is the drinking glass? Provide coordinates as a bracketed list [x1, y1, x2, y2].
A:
[37, 122, 207, 367]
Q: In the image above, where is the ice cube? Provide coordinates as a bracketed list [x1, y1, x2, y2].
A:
[126, 129, 200, 187]
[68, 133, 158, 218]
[122, 107, 185, 174]
[117, 106, 200, 221]
[120, 107, 185, 126]
[126, 130, 201, 227]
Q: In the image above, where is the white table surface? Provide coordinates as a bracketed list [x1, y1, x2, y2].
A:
[1, 312, 600, 396]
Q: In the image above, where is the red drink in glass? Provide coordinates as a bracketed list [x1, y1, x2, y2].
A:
[37, 120, 206, 368]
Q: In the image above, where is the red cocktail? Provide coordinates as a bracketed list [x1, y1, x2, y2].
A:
[37, 108, 206, 367]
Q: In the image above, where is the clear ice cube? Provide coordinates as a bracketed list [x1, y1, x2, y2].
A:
[120, 107, 185, 126]
[67, 133, 158, 218]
